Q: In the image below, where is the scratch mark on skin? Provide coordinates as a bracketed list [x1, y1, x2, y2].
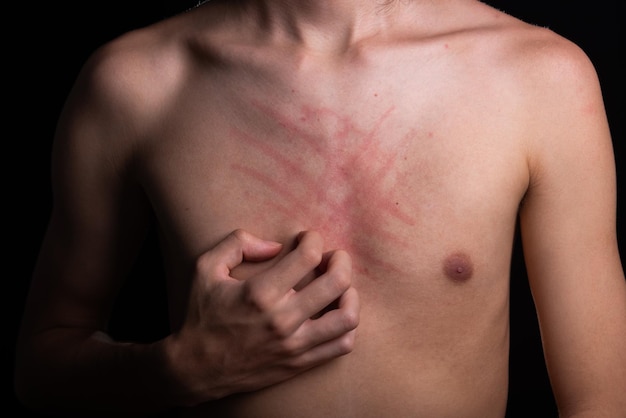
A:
[230, 103, 418, 277]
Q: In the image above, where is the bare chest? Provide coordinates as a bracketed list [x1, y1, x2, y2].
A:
[141, 86, 527, 281]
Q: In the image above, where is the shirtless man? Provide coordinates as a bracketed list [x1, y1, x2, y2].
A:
[15, 0, 626, 417]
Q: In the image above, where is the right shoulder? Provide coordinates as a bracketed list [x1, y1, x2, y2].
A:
[47, 18, 204, 200]
[60, 2, 240, 144]
[64, 24, 190, 141]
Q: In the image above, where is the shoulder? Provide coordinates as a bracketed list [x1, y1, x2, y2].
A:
[63, 4, 238, 137]
[407, 2, 602, 108]
[449, 3, 600, 92]
[499, 24, 598, 99]
[492, 19, 607, 146]
[474, 6, 601, 109]
[67, 21, 190, 137]
[476, 10, 612, 198]
[49, 12, 207, 187]
[445, 4, 611, 194]
[457, 6, 606, 145]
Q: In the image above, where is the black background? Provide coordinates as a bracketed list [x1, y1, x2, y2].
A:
[8, 1, 624, 417]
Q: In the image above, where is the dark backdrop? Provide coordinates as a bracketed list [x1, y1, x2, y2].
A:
[9, 1, 624, 417]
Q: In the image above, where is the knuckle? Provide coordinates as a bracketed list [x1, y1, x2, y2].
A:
[336, 333, 356, 355]
[266, 313, 295, 339]
[328, 268, 351, 294]
[332, 269, 352, 291]
[285, 348, 315, 370]
[241, 281, 273, 313]
[331, 250, 352, 271]
[231, 228, 249, 242]
[333, 249, 351, 263]
[296, 233, 323, 267]
[341, 309, 360, 331]
[297, 244, 323, 268]
[194, 252, 218, 277]
[278, 336, 302, 357]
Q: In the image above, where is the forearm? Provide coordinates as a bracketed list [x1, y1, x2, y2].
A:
[15, 328, 186, 417]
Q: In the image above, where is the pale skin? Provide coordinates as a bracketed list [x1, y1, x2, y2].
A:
[15, 0, 626, 417]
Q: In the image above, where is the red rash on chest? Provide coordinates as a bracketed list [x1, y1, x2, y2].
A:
[229, 103, 419, 276]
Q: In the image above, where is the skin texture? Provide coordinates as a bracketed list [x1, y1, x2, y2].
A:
[15, 1, 626, 417]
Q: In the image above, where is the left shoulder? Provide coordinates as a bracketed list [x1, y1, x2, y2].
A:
[476, 12, 609, 147]
[448, 3, 603, 109]
[504, 25, 600, 100]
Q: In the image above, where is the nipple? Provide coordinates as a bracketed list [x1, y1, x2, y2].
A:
[443, 252, 474, 281]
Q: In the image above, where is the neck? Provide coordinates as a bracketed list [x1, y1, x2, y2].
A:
[240, 0, 414, 53]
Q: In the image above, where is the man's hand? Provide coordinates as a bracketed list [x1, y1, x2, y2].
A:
[165, 229, 360, 406]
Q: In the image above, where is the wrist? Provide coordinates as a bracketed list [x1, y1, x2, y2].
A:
[159, 332, 228, 408]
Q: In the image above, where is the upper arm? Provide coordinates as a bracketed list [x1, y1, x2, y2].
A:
[21, 39, 160, 336]
[519, 34, 626, 415]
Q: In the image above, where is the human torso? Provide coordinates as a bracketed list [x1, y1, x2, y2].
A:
[129, 2, 536, 416]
